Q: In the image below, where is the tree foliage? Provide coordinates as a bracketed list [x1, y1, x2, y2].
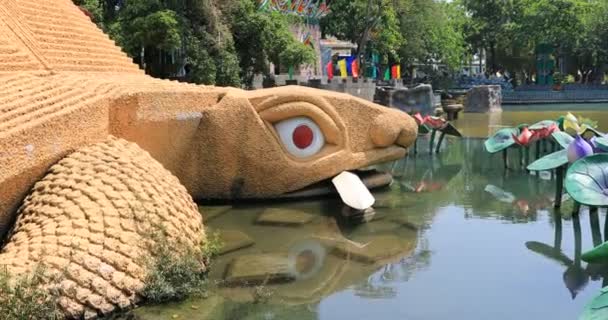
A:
[320, 0, 403, 64]
[73, 0, 314, 87]
[462, 0, 608, 83]
[321, 0, 466, 72]
[73, 0, 608, 85]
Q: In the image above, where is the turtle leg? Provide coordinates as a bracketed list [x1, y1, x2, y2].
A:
[0, 137, 205, 319]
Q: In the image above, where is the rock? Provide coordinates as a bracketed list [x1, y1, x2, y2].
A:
[224, 253, 295, 285]
[465, 85, 502, 113]
[331, 235, 416, 264]
[132, 295, 225, 320]
[217, 230, 255, 255]
[340, 206, 384, 223]
[200, 205, 232, 222]
[383, 84, 434, 115]
[256, 208, 314, 226]
[390, 216, 421, 231]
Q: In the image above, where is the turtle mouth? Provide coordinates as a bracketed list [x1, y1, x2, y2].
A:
[278, 169, 393, 200]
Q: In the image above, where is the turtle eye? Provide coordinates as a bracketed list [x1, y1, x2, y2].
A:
[274, 117, 325, 158]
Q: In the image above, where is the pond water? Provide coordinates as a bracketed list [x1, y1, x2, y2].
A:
[132, 107, 608, 320]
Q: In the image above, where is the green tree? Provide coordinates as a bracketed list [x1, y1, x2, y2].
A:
[221, 1, 315, 87]
[397, 0, 467, 72]
[320, 0, 404, 65]
[570, 0, 608, 83]
[461, 0, 518, 73]
[74, 0, 312, 87]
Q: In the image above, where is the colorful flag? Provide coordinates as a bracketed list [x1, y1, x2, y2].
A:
[351, 60, 359, 78]
[326, 61, 334, 81]
[338, 59, 347, 78]
[390, 65, 401, 79]
[384, 68, 390, 81]
[288, 66, 294, 80]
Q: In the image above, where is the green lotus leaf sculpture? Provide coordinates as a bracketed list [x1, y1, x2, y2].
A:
[552, 131, 574, 149]
[527, 149, 568, 171]
[593, 136, 608, 152]
[565, 154, 608, 207]
[485, 127, 518, 154]
[530, 120, 558, 130]
[579, 287, 608, 320]
[581, 241, 608, 263]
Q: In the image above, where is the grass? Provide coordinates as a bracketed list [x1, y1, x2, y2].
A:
[0, 265, 62, 320]
[141, 229, 223, 304]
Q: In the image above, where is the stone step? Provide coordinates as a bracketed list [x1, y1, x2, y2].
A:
[256, 208, 315, 226]
[216, 230, 254, 255]
[224, 253, 294, 285]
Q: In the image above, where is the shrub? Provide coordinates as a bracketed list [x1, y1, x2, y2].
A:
[141, 229, 222, 304]
[0, 266, 62, 320]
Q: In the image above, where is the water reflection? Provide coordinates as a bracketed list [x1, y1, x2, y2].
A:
[130, 138, 606, 320]
[526, 209, 608, 300]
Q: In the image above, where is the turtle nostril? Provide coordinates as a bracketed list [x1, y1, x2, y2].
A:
[370, 112, 418, 148]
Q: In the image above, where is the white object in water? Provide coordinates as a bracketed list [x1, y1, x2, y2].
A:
[484, 184, 516, 203]
[332, 171, 375, 210]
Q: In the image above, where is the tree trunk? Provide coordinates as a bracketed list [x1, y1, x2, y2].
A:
[490, 42, 496, 74]
[356, 0, 375, 75]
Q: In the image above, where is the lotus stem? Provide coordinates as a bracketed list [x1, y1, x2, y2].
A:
[524, 146, 530, 168]
[551, 140, 557, 153]
[413, 137, 418, 155]
[553, 210, 562, 250]
[590, 207, 602, 246]
[604, 215, 608, 242]
[535, 140, 541, 160]
[573, 214, 582, 263]
[435, 132, 446, 154]
[429, 129, 437, 154]
[518, 146, 523, 168]
[572, 202, 581, 217]
[554, 164, 565, 208]
[502, 148, 509, 169]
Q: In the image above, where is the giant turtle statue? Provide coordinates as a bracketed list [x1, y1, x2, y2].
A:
[0, 0, 417, 318]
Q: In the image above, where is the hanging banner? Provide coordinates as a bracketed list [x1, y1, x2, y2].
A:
[288, 66, 295, 80]
[338, 59, 347, 78]
[384, 68, 390, 81]
[346, 56, 355, 75]
[391, 65, 401, 79]
[351, 60, 359, 78]
[326, 61, 334, 80]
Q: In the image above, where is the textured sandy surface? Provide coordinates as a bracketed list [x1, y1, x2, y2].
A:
[0, 138, 204, 318]
[0, 2, 418, 317]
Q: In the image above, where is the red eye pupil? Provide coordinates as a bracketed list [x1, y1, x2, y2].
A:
[293, 125, 314, 149]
